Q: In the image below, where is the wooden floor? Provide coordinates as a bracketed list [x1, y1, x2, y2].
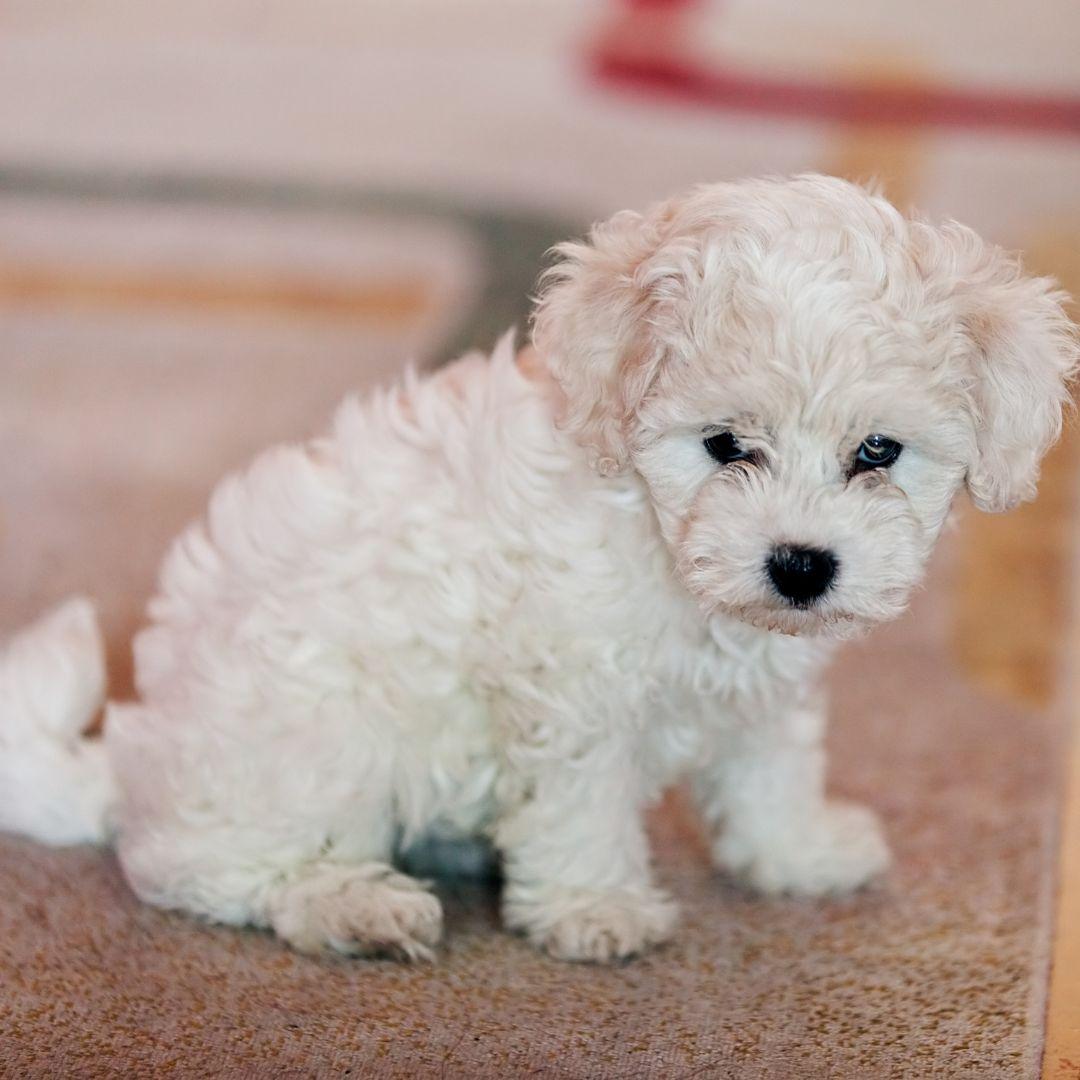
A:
[1046, 705, 1080, 1079]
[1042, 426, 1080, 1078]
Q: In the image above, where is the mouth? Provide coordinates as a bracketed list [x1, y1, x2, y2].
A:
[713, 599, 863, 639]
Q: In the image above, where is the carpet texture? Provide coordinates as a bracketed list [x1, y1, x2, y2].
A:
[0, 575, 1064, 1078]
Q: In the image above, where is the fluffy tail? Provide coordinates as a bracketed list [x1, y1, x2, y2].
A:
[0, 597, 115, 845]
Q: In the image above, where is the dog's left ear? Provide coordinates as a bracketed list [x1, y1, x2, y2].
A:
[915, 222, 1078, 512]
[532, 200, 689, 475]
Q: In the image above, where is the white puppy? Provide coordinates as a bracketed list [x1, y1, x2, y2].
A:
[1, 175, 1075, 963]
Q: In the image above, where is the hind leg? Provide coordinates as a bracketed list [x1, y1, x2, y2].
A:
[120, 828, 443, 959]
[265, 861, 442, 960]
[117, 812, 444, 960]
[108, 697, 444, 960]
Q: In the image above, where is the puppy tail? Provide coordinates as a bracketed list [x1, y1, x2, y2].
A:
[0, 597, 115, 845]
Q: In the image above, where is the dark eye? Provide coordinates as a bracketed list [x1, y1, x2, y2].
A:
[852, 434, 903, 474]
[703, 430, 756, 466]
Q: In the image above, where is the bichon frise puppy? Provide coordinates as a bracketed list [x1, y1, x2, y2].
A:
[1, 175, 1075, 962]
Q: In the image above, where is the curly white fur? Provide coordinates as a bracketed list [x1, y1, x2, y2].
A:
[1, 175, 1075, 963]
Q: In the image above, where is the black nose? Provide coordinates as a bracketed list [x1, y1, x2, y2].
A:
[766, 545, 838, 605]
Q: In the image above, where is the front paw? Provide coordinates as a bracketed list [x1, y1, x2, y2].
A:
[504, 884, 679, 963]
[715, 800, 890, 897]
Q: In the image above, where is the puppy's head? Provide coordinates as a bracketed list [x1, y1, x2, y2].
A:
[534, 175, 1078, 637]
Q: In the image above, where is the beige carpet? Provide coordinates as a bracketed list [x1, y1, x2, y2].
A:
[0, 566, 1065, 1077]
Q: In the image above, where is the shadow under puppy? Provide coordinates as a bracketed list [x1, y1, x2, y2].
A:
[1, 175, 1076, 962]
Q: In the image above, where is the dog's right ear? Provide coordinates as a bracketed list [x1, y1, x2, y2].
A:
[532, 203, 688, 475]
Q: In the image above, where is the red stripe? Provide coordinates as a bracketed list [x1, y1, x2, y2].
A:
[591, 48, 1080, 137]
[623, 0, 699, 9]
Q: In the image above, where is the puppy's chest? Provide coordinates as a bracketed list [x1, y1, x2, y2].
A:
[647, 616, 828, 725]
[630, 627, 825, 787]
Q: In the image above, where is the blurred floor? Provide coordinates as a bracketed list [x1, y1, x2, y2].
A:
[0, 1, 1078, 1077]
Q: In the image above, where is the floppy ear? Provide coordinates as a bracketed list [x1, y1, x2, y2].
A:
[531, 203, 687, 475]
[915, 222, 1078, 513]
